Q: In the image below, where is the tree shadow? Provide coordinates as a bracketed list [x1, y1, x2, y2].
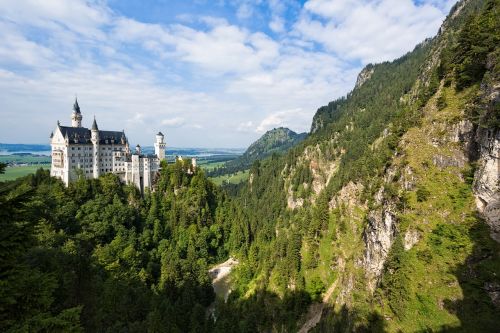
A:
[420, 217, 500, 333]
[212, 289, 312, 333]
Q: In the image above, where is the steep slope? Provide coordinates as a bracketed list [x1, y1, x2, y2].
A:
[214, 0, 500, 332]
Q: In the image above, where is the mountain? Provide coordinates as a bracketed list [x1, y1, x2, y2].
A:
[1, 0, 499, 332]
[233, 127, 306, 166]
[208, 127, 306, 177]
[218, 0, 500, 331]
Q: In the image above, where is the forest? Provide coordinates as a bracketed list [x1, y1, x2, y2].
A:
[1, 0, 499, 332]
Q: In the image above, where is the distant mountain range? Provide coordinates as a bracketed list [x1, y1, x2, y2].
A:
[0, 143, 244, 157]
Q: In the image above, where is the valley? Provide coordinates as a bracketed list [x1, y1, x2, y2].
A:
[0, 0, 499, 332]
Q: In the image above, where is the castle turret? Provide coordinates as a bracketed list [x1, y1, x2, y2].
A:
[71, 98, 83, 128]
[154, 131, 166, 161]
[91, 117, 100, 178]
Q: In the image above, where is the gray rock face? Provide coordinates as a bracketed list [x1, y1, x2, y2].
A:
[355, 65, 374, 89]
[363, 190, 396, 291]
[473, 128, 500, 242]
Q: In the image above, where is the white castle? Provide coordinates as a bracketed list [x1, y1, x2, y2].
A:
[50, 99, 166, 192]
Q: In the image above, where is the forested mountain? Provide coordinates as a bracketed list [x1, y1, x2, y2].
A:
[1, 0, 499, 332]
[208, 127, 306, 177]
[217, 0, 500, 331]
[237, 127, 306, 166]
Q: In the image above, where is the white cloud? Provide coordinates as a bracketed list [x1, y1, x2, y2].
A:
[237, 121, 254, 132]
[297, 0, 447, 64]
[0, 0, 109, 39]
[0, 0, 457, 147]
[162, 117, 186, 127]
[256, 109, 310, 134]
[236, 3, 253, 20]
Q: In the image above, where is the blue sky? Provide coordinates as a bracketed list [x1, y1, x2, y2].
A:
[0, 0, 457, 147]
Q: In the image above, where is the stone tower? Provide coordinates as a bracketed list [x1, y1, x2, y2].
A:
[154, 131, 166, 160]
[91, 117, 100, 178]
[71, 98, 83, 128]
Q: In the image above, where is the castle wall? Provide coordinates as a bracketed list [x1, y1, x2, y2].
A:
[50, 109, 162, 193]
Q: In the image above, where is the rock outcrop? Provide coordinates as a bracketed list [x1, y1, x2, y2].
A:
[473, 128, 500, 242]
[355, 65, 375, 89]
[363, 189, 397, 291]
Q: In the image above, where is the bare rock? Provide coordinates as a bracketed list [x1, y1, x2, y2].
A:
[403, 229, 420, 250]
[473, 128, 500, 243]
[363, 205, 396, 291]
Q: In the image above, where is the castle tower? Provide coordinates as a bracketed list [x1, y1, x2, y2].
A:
[154, 131, 166, 161]
[71, 98, 83, 128]
[91, 117, 100, 178]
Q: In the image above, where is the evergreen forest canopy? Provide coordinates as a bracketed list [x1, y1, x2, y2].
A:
[1, 0, 499, 332]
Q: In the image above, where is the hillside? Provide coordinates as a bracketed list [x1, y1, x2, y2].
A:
[208, 127, 306, 177]
[1, 0, 499, 332]
[216, 0, 500, 331]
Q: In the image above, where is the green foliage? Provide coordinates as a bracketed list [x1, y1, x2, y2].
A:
[305, 276, 326, 302]
[416, 186, 431, 202]
[439, 0, 500, 129]
[380, 236, 411, 319]
[0, 164, 231, 332]
[452, 0, 499, 90]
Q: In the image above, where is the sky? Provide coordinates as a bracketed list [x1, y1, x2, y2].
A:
[0, 0, 458, 148]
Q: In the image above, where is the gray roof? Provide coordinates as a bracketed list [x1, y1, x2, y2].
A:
[91, 117, 98, 130]
[59, 126, 126, 144]
[73, 98, 81, 114]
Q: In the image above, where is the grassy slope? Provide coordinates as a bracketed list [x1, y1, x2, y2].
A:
[210, 170, 250, 186]
[375, 85, 500, 332]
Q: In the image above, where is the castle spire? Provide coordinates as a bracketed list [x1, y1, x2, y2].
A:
[91, 116, 98, 131]
[73, 97, 81, 114]
[71, 98, 83, 128]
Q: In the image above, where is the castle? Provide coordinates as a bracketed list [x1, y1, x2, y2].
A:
[50, 99, 166, 192]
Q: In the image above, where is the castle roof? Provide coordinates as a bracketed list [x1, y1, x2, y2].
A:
[58, 126, 126, 145]
[73, 98, 81, 114]
[91, 117, 98, 130]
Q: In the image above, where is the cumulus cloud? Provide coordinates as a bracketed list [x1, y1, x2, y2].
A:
[0, 0, 457, 147]
[297, 0, 450, 64]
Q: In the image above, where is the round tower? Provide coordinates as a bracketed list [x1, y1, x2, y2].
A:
[154, 131, 166, 161]
[91, 117, 100, 178]
[71, 98, 83, 128]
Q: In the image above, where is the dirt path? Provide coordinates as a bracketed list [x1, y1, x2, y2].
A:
[297, 277, 340, 333]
